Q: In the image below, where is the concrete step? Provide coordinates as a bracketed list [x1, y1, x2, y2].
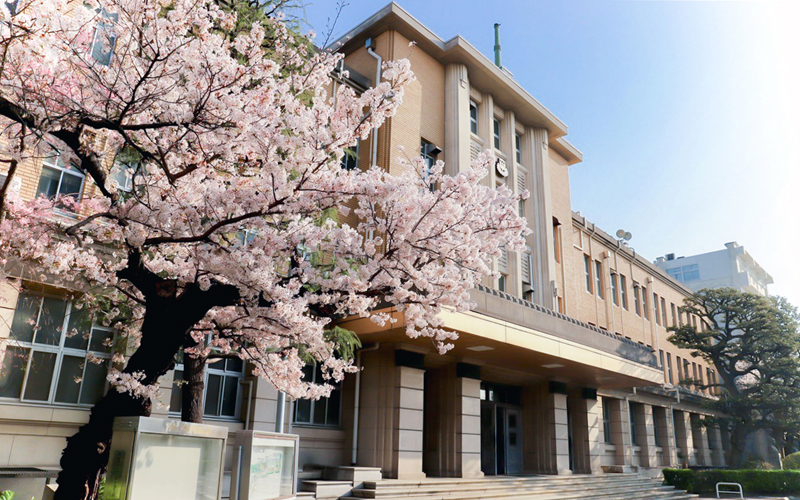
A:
[352, 480, 666, 498]
[297, 492, 316, 499]
[352, 488, 695, 500]
[301, 480, 354, 499]
[324, 466, 383, 485]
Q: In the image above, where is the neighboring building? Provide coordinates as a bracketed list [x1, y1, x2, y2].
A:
[655, 242, 773, 297]
[0, 2, 730, 496]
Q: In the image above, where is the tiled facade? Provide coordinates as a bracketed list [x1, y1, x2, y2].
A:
[0, 2, 732, 495]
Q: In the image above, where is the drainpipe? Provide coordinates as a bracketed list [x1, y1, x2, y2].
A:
[647, 276, 662, 367]
[366, 38, 381, 168]
[352, 343, 380, 465]
[276, 392, 286, 433]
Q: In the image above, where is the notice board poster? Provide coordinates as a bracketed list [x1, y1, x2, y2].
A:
[239, 432, 298, 500]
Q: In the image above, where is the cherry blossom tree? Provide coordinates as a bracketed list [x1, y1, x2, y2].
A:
[0, 0, 527, 498]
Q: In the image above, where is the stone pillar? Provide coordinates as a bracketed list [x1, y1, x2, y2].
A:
[524, 127, 556, 309]
[250, 378, 280, 431]
[709, 425, 726, 467]
[654, 406, 676, 467]
[568, 390, 602, 474]
[549, 387, 572, 475]
[500, 110, 521, 297]
[456, 376, 483, 478]
[673, 410, 695, 466]
[634, 403, 658, 469]
[444, 63, 471, 176]
[393, 365, 426, 479]
[692, 414, 712, 466]
[607, 397, 633, 470]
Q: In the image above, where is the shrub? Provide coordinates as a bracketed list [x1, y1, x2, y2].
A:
[742, 456, 775, 470]
[784, 452, 800, 470]
[664, 469, 800, 495]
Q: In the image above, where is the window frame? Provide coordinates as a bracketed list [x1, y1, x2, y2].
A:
[584, 255, 592, 294]
[493, 118, 501, 150]
[469, 101, 478, 135]
[293, 364, 342, 428]
[595, 260, 603, 299]
[340, 142, 360, 171]
[514, 133, 521, 164]
[610, 271, 618, 306]
[666, 352, 673, 384]
[90, 8, 119, 66]
[170, 354, 245, 421]
[37, 153, 86, 205]
[620, 275, 628, 310]
[1, 291, 112, 407]
[633, 285, 641, 316]
[602, 397, 612, 443]
[653, 293, 660, 325]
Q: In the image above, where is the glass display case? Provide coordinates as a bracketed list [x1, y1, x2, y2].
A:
[231, 431, 299, 500]
[104, 416, 228, 500]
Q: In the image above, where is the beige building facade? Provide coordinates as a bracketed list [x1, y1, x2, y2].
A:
[0, 2, 730, 496]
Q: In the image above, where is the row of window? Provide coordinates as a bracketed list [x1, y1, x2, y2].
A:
[583, 255, 704, 328]
[469, 101, 523, 165]
[0, 291, 342, 426]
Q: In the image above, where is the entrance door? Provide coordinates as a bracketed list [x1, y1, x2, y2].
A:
[504, 408, 522, 474]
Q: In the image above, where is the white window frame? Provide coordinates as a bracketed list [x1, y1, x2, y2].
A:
[469, 101, 478, 135]
[37, 153, 86, 204]
[1, 291, 112, 407]
[170, 350, 245, 421]
[90, 8, 118, 66]
[293, 364, 342, 428]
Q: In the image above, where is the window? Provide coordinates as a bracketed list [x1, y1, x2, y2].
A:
[610, 272, 618, 306]
[493, 118, 501, 150]
[653, 293, 660, 325]
[595, 261, 603, 299]
[0, 172, 6, 188]
[4, 0, 18, 16]
[170, 353, 245, 419]
[340, 142, 359, 171]
[629, 403, 638, 446]
[666, 263, 700, 283]
[294, 364, 341, 427]
[420, 139, 438, 191]
[37, 152, 85, 206]
[659, 349, 665, 372]
[620, 275, 628, 310]
[633, 285, 641, 316]
[515, 133, 522, 164]
[553, 224, 561, 263]
[666, 352, 674, 384]
[0, 290, 111, 405]
[584, 255, 592, 293]
[498, 274, 507, 293]
[110, 150, 142, 192]
[602, 397, 612, 443]
[469, 101, 478, 134]
[91, 9, 118, 66]
[692, 363, 698, 388]
[676, 356, 682, 383]
[653, 414, 662, 447]
[683, 359, 691, 383]
[642, 290, 649, 319]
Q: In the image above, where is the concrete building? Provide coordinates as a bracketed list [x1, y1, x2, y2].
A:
[655, 242, 773, 297]
[0, 2, 730, 496]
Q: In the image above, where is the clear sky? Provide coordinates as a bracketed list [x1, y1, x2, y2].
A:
[302, 0, 800, 306]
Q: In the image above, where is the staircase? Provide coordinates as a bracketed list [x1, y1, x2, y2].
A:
[343, 473, 697, 500]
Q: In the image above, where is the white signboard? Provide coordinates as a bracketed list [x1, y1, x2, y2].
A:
[233, 431, 299, 500]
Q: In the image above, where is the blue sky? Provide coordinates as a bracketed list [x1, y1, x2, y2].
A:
[302, 0, 800, 306]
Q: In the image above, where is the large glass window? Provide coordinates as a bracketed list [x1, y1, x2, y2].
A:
[91, 9, 118, 66]
[170, 354, 245, 419]
[293, 364, 341, 427]
[602, 397, 612, 443]
[340, 142, 359, 171]
[469, 101, 478, 134]
[36, 153, 85, 206]
[0, 291, 111, 405]
[666, 264, 700, 283]
[629, 403, 638, 446]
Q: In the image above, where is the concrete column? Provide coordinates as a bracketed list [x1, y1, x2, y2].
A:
[634, 403, 658, 469]
[692, 414, 712, 466]
[607, 398, 633, 470]
[250, 378, 280, 431]
[655, 406, 676, 467]
[568, 391, 602, 474]
[393, 365, 426, 479]
[524, 127, 556, 309]
[549, 391, 572, 475]
[673, 410, 695, 466]
[444, 63, 470, 176]
[456, 377, 483, 478]
[709, 425, 726, 466]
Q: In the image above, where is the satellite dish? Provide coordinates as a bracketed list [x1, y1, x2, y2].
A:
[624, 232, 632, 241]
[615, 229, 625, 239]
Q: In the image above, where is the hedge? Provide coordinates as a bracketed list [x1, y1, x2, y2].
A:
[785, 452, 800, 470]
[664, 468, 800, 495]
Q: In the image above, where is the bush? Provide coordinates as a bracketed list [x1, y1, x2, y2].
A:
[664, 469, 800, 495]
[741, 456, 775, 470]
[785, 452, 800, 470]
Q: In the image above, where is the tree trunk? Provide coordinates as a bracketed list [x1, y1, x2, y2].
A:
[54, 300, 191, 500]
[727, 423, 749, 469]
[181, 353, 206, 423]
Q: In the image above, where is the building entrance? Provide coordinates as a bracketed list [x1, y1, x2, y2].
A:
[480, 382, 523, 475]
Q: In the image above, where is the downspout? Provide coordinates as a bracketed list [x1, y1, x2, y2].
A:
[366, 38, 382, 168]
[647, 276, 661, 366]
[352, 343, 381, 465]
[276, 392, 286, 433]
